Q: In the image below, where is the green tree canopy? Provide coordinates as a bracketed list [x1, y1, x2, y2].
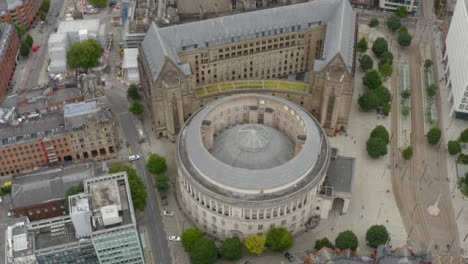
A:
[379, 51, 394, 66]
[39, 11, 46, 21]
[424, 59, 433, 69]
[402, 146, 413, 160]
[395, 6, 408, 18]
[374, 86, 391, 105]
[358, 90, 380, 111]
[387, 15, 402, 31]
[127, 85, 141, 100]
[398, 25, 408, 33]
[181, 228, 204, 252]
[363, 70, 382, 89]
[426, 84, 437, 97]
[15, 24, 25, 38]
[146, 154, 167, 174]
[458, 154, 468, 165]
[63, 183, 84, 213]
[460, 172, 468, 196]
[41, 0, 50, 13]
[372, 38, 388, 57]
[379, 63, 393, 79]
[359, 54, 373, 72]
[402, 106, 410, 117]
[89, 0, 107, 8]
[129, 100, 144, 116]
[190, 237, 218, 264]
[25, 34, 33, 47]
[369, 18, 379, 27]
[371, 125, 390, 145]
[108, 165, 148, 211]
[382, 103, 391, 117]
[367, 137, 388, 158]
[67, 39, 103, 69]
[357, 37, 368, 53]
[448, 140, 461, 155]
[335, 230, 359, 251]
[397, 31, 412, 47]
[20, 41, 30, 57]
[245, 235, 266, 255]
[266, 227, 294, 252]
[427, 127, 442, 145]
[155, 175, 170, 192]
[315, 237, 334, 250]
[366, 225, 390, 248]
[220, 237, 243, 260]
[460, 129, 468, 143]
[401, 90, 411, 99]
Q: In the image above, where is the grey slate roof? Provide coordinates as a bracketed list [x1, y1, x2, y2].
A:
[141, 0, 356, 81]
[325, 156, 355, 193]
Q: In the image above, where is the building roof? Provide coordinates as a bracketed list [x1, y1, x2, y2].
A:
[122, 48, 138, 69]
[57, 19, 102, 34]
[325, 156, 355, 194]
[0, 0, 24, 12]
[0, 23, 15, 63]
[64, 98, 111, 130]
[11, 163, 104, 209]
[177, 94, 330, 198]
[141, 0, 355, 81]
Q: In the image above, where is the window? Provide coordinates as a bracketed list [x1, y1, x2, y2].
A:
[258, 224, 263, 230]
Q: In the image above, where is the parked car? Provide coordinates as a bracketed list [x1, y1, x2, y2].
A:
[128, 154, 140, 161]
[284, 252, 295, 262]
[162, 210, 174, 216]
[168, 236, 180, 242]
[7, 211, 13, 217]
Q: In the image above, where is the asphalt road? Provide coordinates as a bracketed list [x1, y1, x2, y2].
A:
[107, 90, 172, 264]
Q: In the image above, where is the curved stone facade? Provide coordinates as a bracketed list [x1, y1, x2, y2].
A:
[176, 94, 331, 239]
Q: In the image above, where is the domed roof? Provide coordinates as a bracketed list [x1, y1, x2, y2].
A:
[237, 125, 271, 152]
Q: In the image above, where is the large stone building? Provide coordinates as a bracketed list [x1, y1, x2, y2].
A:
[139, 0, 356, 141]
[5, 172, 145, 264]
[177, 94, 354, 239]
[0, 23, 19, 102]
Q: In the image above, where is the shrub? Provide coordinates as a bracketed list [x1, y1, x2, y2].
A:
[397, 31, 412, 47]
[315, 237, 334, 250]
[379, 63, 393, 79]
[190, 237, 218, 264]
[127, 85, 141, 100]
[371, 125, 390, 145]
[359, 54, 373, 72]
[362, 70, 382, 89]
[358, 91, 380, 111]
[396, 6, 408, 18]
[379, 51, 394, 66]
[459, 128, 468, 143]
[382, 103, 391, 117]
[402, 106, 410, 117]
[245, 235, 266, 255]
[357, 37, 368, 53]
[458, 154, 468, 165]
[447, 140, 461, 155]
[427, 127, 442, 145]
[220, 237, 243, 260]
[387, 16, 402, 31]
[367, 137, 388, 158]
[401, 90, 411, 99]
[372, 38, 388, 57]
[374, 86, 391, 105]
[181, 228, 204, 252]
[335, 230, 359, 251]
[402, 146, 413, 160]
[424, 59, 433, 70]
[369, 18, 379, 27]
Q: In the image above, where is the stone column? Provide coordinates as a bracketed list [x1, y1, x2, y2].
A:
[330, 92, 341, 130]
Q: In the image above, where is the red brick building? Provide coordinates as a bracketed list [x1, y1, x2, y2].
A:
[0, 0, 41, 29]
[0, 23, 19, 102]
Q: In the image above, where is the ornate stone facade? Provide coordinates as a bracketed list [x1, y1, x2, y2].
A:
[138, 0, 356, 141]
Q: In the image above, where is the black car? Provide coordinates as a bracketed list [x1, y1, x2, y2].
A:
[284, 252, 295, 262]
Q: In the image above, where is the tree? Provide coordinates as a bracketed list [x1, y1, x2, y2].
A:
[458, 154, 468, 165]
[146, 154, 167, 174]
[67, 39, 103, 69]
[460, 172, 468, 196]
[363, 70, 382, 89]
[14, 24, 25, 38]
[89, 0, 107, 8]
[460, 129, 468, 143]
[402, 106, 410, 117]
[127, 85, 141, 100]
[426, 84, 437, 97]
[155, 175, 170, 192]
[266, 227, 293, 252]
[25, 34, 33, 47]
[64, 183, 84, 213]
[369, 17, 379, 27]
[335, 230, 359, 251]
[427, 127, 442, 145]
[379, 51, 394, 66]
[190, 237, 218, 264]
[387, 16, 402, 31]
[395, 6, 408, 18]
[39, 11, 46, 21]
[424, 59, 433, 70]
[41, 0, 50, 13]
[220, 237, 243, 260]
[447, 140, 462, 155]
[1, 181, 12, 194]
[20, 41, 30, 57]
[374, 86, 391, 105]
[382, 103, 391, 117]
[371, 125, 390, 145]
[358, 91, 380, 111]
[372, 38, 388, 57]
[366, 225, 390, 248]
[398, 25, 408, 33]
[402, 146, 413, 160]
[359, 54, 373, 72]
[401, 90, 411, 99]
[245, 235, 266, 255]
[367, 137, 388, 158]
[379, 63, 393, 79]
[397, 31, 412, 47]
[108, 165, 148, 211]
[315, 237, 334, 250]
[181, 228, 204, 252]
[129, 100, 144, 117]
[357, 37, 368, 53]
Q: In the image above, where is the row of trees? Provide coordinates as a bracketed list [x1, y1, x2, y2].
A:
[146, 153, 170, 196]
[127, 85, 145, 117]
[181, 227, 294, 264]
[315, 225, 390, 252]
[39, 0, 50, 21]
[366, 125, 390, 158]
[448, 128, 468, 166]
[386, 8, 413, 47]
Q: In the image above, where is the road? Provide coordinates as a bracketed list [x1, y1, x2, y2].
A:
[390, 0, 460, 259]
[106, 76, 172, 264]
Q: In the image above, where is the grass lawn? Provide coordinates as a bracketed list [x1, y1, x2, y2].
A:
[194, 80, 308, 96]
